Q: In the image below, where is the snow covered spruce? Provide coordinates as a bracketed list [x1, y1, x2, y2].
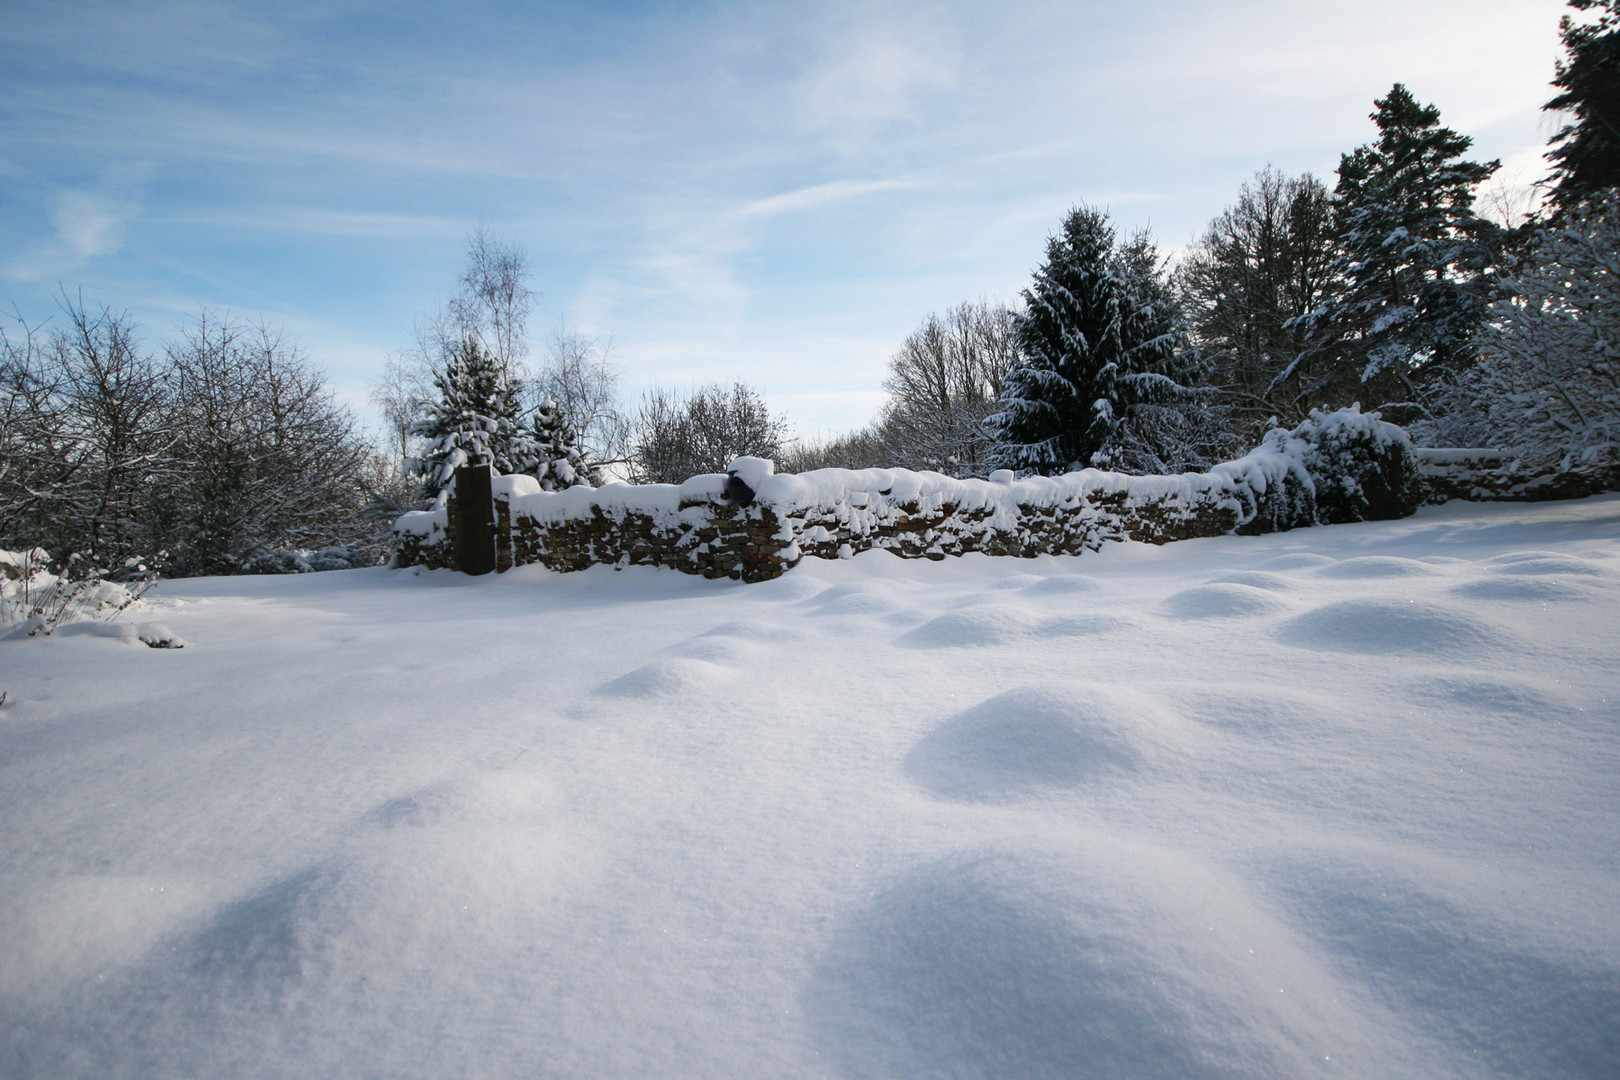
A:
[394, 407, 1420, 581]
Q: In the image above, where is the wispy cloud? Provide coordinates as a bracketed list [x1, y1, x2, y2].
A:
[5, 190, 137, 283]
[740, 178, 918, 218]
[794, 7, 961, 140]
[165, 206, 466, 239]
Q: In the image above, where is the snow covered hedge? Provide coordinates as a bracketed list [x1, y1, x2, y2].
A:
[394, 408, 1422, 582]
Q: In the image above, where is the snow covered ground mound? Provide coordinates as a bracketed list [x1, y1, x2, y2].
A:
[3, 497, 1618, 1079]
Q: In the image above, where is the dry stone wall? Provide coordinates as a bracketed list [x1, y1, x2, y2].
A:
[1414, 449, 1620, 504]
[394, 408, 1431, 581]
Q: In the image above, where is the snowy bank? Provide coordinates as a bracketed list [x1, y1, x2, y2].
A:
[6, 495, 1619, 1078]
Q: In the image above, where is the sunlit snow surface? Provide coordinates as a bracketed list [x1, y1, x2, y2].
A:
[3, 496, 1619, 1079]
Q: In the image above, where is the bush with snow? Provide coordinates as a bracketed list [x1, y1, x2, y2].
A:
[243, 546, 376, 575]
[0, 548, 156, 636]
[1421, 196, 1619, 478]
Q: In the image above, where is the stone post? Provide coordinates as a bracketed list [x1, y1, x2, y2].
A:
[450, 464, 496, 575]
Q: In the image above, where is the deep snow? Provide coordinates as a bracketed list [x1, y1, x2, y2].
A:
[2, 496, 1618, 1079]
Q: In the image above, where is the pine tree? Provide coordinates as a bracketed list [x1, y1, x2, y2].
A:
[409, 337, 522, 502]
[513, 397, 592, 491]
[1545, 0, 1620, 215]
[990, 207, 1193, 475]
[1304, 85, 1502, 407]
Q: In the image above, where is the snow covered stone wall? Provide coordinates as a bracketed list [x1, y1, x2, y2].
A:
[394, 408, 1424, 582]
[1415, 448, 1620, 504]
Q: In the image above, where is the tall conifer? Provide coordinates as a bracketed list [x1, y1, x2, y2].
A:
[1545, 0, 1620, 214]
[1305, 85, 1501, 406]
[990, 207, 1189, 474]
[513, 397, 592, 491]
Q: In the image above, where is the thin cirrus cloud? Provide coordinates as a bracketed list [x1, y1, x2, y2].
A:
[740, 178, 921, 219]
[163, 206, 468, 240]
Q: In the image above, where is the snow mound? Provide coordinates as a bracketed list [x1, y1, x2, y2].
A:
[1019, 575, 1100, 596]
[748, 573, 827, 601]
[597, 658, 737, 698]
[1039, 612, 1136, 637]
[1450, 577, 1591, 602]
[1270, 851, 1620, 1078]
[38, 621, 186, 648]
[1206, 570, 1294, 591]
[807, 584, 901, 616]
[699, 619, 798, 641]
[1162, 583, 1283, 620]
[986, 573, 1046, 591]
[898, 605, 1039, 649]
[805, 839, 1401, 1080]
[667, 637, 768, 664]
[1282, 599, 1505, 656]
[898, 605, 1131, 648]
[1408, 676, 1568, 718]
[904, 685, 1178, 800]
[1182, 686, 1339, 736]
[1261, 552, 1337, 570]
[1484, 551, 1607, 577]
[1315, 556, 1439, 579]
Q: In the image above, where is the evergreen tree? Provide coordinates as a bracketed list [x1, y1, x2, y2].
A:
[1303, 85, 1501, 408]
[513, 396, 593, 491]
[990, 207, 1193, 475]
[1545, 0, 1620, 215]
[409, 337, 522, 502]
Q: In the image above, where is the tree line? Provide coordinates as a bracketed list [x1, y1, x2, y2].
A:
[3, 0, 1613, 580]
[1, 300, 379, 579]
[811, 0, 1617, 480]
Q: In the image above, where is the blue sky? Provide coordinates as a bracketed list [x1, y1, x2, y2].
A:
[0, 0, 1573, 439]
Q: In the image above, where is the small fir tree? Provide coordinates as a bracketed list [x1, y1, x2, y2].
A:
[409, 337, 522, 502]
[990, 207, 1195, 475]
[513, 397, 592, 491]
[1546, 0, 1620, 215]
[1304, 85, 1501, 406]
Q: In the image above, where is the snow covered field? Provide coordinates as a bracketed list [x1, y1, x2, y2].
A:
[3, 495, 1618, 1079]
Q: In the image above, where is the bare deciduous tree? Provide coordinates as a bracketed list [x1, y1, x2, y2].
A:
[450, 225, 535, 383]
[630, 382, 788, 484]
[370, 351, 436, 469]
[1177, 167, 1338, 431]
[880, 299, 1020, 475]
[779, 425, 891, 473]
[532, 327, 629, 469]
[166, 313, 369, 575]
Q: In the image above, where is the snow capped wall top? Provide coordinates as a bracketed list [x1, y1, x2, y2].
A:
[394, 407, 1425, 580]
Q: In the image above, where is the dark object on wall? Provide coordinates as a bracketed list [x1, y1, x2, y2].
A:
[722, 473, 756, 506]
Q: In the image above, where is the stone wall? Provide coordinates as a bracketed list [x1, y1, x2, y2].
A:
[1415, 448, 1620, 504]
[395, 408, 1444, 582]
